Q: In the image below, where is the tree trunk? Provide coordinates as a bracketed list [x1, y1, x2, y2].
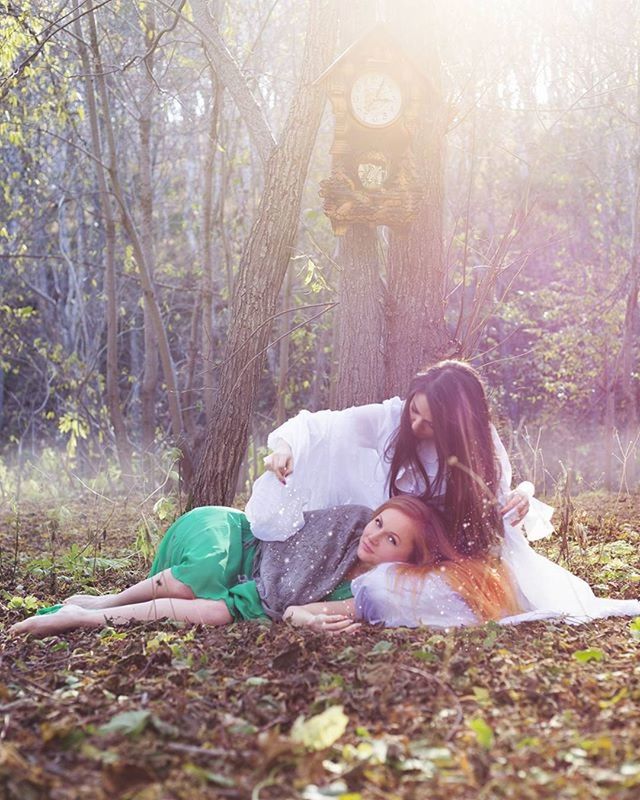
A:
[615, 28, 640, 487]
[139, 5, 160, 457]
[328, 0, 384, 406]
[276, 266, 292, 424]
[201, 69, 223, 423]
[603, 347, 615, 491]
[333, 224, 385, 407]
[384, 0, 452, 396]
[74, 2, 132, 474]
[85, 1, 192, 480]
[190, 0, 337, 507]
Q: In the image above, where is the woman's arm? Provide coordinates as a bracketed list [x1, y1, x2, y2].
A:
[264, 399, 400, 474]
[246, 399, 400, 541]
[491, 426, 530, 525]
[283, 599, 359, 633]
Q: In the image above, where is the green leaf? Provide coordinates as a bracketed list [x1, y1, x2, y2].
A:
[291, 705, 349, 751]
[469, 717, 494, 749]
[245, 676, 269, 686]
[153, 496, 176, 521]
[573, 648, 605, 663]
[370, 640, 393, 655]
[482, 621, 500, 649]
[629, 617, 640, 640]
[97, 710, 151, 738]
[472, 686, 491, 706]
[412, 648, 438, 662]
[8, 595, 41, 611]
[149, 714, 180, 738]
[598, 688, 628, 709]
[183, 763, 235, 787]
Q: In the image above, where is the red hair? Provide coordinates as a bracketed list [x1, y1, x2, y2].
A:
[376, 497, 521, 622]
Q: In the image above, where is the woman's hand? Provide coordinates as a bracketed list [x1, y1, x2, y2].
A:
[283, 606, 361, 634]
[264, 442, 294, 485]
[500, 489, 530, 527]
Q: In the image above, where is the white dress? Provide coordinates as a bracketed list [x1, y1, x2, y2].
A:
[245, 400, 640, 627]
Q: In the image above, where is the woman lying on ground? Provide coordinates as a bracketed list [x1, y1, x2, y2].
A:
[247, 360, 640, 626]
[12, 497, 518, 637]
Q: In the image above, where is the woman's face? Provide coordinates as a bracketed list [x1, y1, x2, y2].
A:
[357, 508, 421, 566]
[409, 392, 434, 440]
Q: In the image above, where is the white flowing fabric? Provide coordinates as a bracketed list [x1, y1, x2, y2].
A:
[246, 398, 503, 538]
[353, 525, 640, 628]
[245, 400, 404, 541]
[245, 401, 640, 626]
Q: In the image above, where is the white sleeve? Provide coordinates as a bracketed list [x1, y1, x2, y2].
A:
[245, 400, 401, 541]
[490, 427, 556, 541]
[491, 425, 512, 503]
[352, 563, 479, 628]
[266, 399, 401, 456]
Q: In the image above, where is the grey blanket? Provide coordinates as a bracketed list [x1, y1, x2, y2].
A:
[252, 505, 372, 620]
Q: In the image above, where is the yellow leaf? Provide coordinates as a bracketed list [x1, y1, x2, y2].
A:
[291, 705, 348, 751]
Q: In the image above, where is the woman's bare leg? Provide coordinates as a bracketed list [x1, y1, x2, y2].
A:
[10, 598, 233, 637]
[63, 569, 195, 609]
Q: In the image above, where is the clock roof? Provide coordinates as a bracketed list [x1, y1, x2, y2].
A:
[314, 21, 440, 98]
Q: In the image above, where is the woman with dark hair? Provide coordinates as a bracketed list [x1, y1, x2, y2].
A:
[11, 498, 454, 637]
[247, 360, 640, 626]
[385, 365, 507, 557]
[247, 361, 526, 550]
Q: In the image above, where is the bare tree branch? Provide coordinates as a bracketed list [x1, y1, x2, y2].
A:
[186, 0, 277, 165]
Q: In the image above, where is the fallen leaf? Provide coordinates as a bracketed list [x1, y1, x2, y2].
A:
[468, 717, 494, 749]
[291, 705, 349, 751]
[98, 709, 151, 738]
[573, 648, 605, 663]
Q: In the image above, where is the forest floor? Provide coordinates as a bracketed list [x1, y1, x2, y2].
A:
[1, 489, 639, 800]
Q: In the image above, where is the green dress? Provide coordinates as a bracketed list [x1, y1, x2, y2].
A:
[148, 506, 353, 621]
[37, 506, 353, 620]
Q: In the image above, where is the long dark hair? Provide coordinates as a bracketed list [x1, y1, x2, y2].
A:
[384, 360, 502, 558]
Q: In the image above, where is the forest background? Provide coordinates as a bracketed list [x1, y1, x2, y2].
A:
[3, 4, 640, 798]
[1, 0, 640, 504]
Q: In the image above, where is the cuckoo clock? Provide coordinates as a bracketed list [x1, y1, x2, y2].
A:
[317, 24, 436, 235]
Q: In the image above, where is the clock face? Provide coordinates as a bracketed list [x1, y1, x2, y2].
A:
[350, 71, 403, 128]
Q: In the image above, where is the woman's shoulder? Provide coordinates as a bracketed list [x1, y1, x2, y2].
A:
[330, 396, 403, 415]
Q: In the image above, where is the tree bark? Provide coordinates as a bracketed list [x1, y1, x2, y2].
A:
[276, 266, 292, 424]
[384, 0, 452, 396]
[333, 224, 385, 407]
[74, 2, 132, 474]
[139, 5, 160, 457]
[328, 1, 385, 407]
[190, 0, 337, 507]
[615, 23, 640, 486]
[201, 67, 223, 423]
[85, 1, 192, 479]
[189, 0, 276, 166]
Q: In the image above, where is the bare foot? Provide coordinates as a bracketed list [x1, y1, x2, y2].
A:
[10, 605, 92, 637]
[63, 593, 118, 610]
